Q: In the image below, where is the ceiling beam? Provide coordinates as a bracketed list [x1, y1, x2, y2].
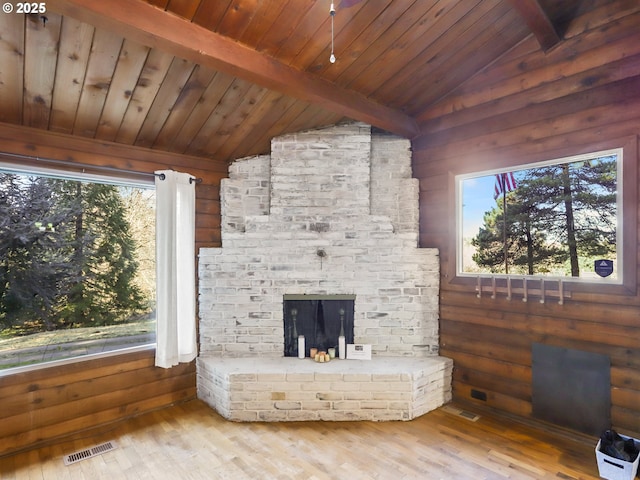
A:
[506, 0, 561, 52]
[48, 0, 419, 139]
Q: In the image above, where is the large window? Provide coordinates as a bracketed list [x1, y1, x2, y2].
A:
[457, 149, 622, 283]
[0, 165, 155, 370]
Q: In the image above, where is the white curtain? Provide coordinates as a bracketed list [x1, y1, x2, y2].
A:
[155, 170, 197, 368]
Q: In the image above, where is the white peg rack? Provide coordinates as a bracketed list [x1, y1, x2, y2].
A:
[475, 276, 570, 304]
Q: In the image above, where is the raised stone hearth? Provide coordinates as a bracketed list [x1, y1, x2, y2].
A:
[197, 122, 452, 421]
[197, 357, 453, 422]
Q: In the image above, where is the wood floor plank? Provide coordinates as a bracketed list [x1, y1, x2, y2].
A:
[0, 399, 603, 479]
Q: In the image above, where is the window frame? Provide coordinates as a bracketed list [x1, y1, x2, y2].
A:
[447, 136, 638, 297]
[457, 148, 623, 283]
[0, 161, 157, 374]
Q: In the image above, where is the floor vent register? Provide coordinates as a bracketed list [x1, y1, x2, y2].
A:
[63, 441, 118, 465]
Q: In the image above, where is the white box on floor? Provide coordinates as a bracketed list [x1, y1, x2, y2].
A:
[595, 435, 639, 480]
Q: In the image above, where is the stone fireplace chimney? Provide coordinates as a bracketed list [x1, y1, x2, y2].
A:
[198, 122, 440, 358]
[196, 123, 452, 422]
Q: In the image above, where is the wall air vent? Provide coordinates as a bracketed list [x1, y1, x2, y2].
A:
[63, 441, 117, 465]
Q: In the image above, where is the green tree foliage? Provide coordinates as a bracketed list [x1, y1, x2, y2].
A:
[0, 175, 79, 331]
[0, 174, 149, 333]
[472, 157, 617, 276]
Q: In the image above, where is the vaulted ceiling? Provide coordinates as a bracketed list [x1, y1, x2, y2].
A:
[0, 0, 599, 165]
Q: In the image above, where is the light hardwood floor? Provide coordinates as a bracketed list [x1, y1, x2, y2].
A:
[0, 399, 603, 479]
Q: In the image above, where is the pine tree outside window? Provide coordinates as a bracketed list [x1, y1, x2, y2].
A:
[0, 165, 156, 371]
[457, 148, 622, 283]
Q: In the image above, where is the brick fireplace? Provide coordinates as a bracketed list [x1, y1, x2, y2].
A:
[196, 122, 452, 421]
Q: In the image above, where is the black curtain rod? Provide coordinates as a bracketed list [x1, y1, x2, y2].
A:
[0, 151, 203, 184]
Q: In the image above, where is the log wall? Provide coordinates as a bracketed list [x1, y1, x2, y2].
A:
[413, 2, 640, 436]
[0, 122, 227, 457]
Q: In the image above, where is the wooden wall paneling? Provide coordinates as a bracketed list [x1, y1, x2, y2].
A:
[2, 364, 193, 424]
[0, 363, 193, 439]
[23, 13, 62, 129]
[415, 125, 640, 195]
[440, 321, 531, 364]
[49, 17, 94, 134]
[0, 123, 229, 457]
[473, 22, 640, 102]
[195, 184, 221, 213]
[451, 365, 531, 402]
[196, 227, 221, 250]
[0, 357, 156, 412]
[611, 367, 640, 391]
[0, 349, 196, 457]
[0, 387, 194, 458]
[417, 95, 640, 167]
[612, 387, 640, 413]
[0, 133, 226, 183]
[419, 12, 640, 123]
[415, 6, 640, 436]
[0, 14, 24, 123]
[560, 0, 640, 42]
[612, 406, 640, 436]
[453, 381, 532, 417]
[419, 71, 640, 142]
[442, 304, 640, 349]
[0, 351, 154, 399]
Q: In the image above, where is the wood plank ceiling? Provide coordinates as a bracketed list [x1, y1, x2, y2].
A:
[0, 0, 596, 166]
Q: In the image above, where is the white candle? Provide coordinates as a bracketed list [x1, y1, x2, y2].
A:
[298, 335, 305, 359]
[338, 336, 346, 359]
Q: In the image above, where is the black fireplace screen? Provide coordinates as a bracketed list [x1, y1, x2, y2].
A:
[283, 295, 355, 357]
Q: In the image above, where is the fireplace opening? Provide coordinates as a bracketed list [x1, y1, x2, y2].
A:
[283, 295, 355, 357]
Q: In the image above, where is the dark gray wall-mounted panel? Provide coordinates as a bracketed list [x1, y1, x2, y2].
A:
[532, 343, 610, 435]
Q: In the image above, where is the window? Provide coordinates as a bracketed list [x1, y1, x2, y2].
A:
[457, 149, 622, 283]
[0, 164, 156, 371]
